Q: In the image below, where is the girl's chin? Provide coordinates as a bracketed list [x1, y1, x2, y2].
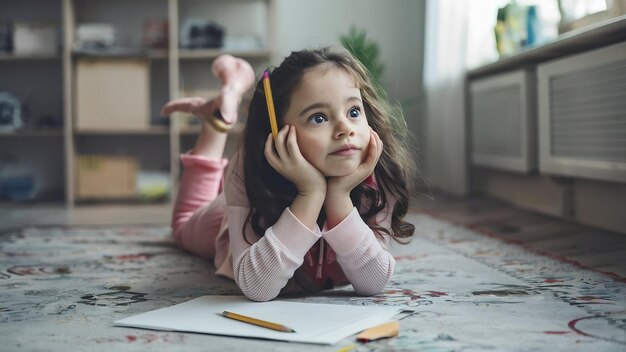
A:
[322, 165, 359, 178]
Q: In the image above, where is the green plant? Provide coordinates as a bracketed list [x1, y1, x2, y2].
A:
[340, 27, 385, 94]
[340, 27, 412, 137]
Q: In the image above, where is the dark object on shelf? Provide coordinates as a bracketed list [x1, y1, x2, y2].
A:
[0, 174, 37, 201]
[74, 24, 149, 57]
[0, 21, 13, 53]
[34, 114, 63, 129]
[74, 23, 115, 52]
[0, 160, 38, 201]
[152, 114, 170, 126]
[180, 19, 224, 49]
[0, 92, 23, 131]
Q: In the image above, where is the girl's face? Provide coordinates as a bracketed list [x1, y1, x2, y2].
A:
[282, 65, 371, 177]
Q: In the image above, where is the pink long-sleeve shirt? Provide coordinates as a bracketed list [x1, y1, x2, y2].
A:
[172, 150, 396, 302]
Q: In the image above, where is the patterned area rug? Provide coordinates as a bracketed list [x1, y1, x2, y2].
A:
[1, 213, 625, 351]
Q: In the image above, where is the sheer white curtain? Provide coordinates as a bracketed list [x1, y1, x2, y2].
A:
[423, 0, 507, 195]
[423, 0, 470, 196]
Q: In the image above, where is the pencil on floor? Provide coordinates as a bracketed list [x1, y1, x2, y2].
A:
[336, 343, 357, 352]
[221, 311, 296, 333]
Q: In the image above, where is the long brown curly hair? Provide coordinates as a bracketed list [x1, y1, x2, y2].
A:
[240, 47, 416, 244]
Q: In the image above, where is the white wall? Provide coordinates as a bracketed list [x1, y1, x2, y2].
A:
[272, 0, 426, 177]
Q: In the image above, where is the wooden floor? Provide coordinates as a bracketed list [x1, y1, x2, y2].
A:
[2, 194, 625, 279]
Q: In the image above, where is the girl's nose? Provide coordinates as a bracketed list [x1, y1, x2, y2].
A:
[335, 119, 355, 139]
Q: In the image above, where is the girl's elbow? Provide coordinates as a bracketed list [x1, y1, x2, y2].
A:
[240, 286, 279, 302]
[353, 263, 395, 296]
[354, 281, 387, 297]
[234, 273, 280, 302]
[353, 270, 392, 295]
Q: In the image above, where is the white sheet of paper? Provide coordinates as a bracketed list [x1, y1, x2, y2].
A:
[114, 295, 401, 345]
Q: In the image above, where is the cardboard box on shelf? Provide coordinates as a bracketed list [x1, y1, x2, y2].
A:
[75, 58, 150, 131]
[75, 155, 137, 199]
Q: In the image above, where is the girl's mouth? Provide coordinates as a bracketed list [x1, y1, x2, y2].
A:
[331, 145, 358, 156]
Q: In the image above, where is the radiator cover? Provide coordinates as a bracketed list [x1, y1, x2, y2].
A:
[470, 70, 536, 172]
[538, 42, 626, 183]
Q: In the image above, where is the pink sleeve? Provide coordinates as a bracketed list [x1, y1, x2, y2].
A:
[322, 199, 396, 296]
[224, 151, 320, 301]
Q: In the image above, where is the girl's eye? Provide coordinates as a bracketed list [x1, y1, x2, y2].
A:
[308, 114, 327, 125]
[348, 106, 361, 118]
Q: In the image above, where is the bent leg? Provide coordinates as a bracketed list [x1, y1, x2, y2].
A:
[171, 155, 227, 259]
[164, 55, 254, 259]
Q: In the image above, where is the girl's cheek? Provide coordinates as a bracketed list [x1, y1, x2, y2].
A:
[298, 138, 322, 165]
[360, 125, 373, 144]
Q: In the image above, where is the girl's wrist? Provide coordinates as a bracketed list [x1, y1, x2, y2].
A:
[323, 193, 353, 229]
[325, 182, 352, 201]
[324, 191, 351, 207]
[290, 191, 326, 231]
[295, 176, 327, 199]
[297, 186, 326, 201]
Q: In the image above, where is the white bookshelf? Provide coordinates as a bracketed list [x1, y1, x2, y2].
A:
[0, 0, 274, 205]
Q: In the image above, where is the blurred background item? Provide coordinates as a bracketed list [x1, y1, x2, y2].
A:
[13, 22, 59, 55]
[558, 0, 626, 33]
[0, 156, 39, 202]
[143, 19, 169, 49]
[222, 34, 262, 51]
[494, 1, 560, 57]
[136, 170, 171, 202]
[0, 21, 12, 53]
[0, 92, 23, 131]
[180, 18, 224, 49]
[75, 23, 116, 52]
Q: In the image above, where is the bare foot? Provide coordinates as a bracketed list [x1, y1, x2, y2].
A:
[160, 55, 255, 130]
[211, 55, 256, 125]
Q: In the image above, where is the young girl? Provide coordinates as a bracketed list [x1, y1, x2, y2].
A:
[162, 48, 416, 302]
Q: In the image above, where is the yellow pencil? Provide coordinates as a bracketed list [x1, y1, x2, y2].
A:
[262, 70, 279, 140]
[336, 344, 358, 352]
[221, 311, 296, 333]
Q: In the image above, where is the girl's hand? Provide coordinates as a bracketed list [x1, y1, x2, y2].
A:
[264, 125, 326, 197]
[326, 129, 383, 196]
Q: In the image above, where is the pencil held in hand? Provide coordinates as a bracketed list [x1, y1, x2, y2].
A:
[263, 70, 279, 139]
[221, 311, 296, 333]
